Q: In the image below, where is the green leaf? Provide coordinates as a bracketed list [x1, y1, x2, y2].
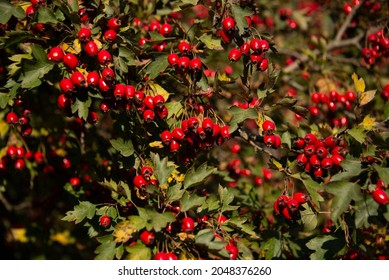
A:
[110, 138, 134, 157]
[374, 165, 389, 186]
[62, 201, 96, 224]
[195, 228, 214, 246]
[0, 92, 10, 109]
[281, 131, 292, 149]
[138, 208, 176, 232]
[166, 183, 184, 202]
[326, 182, 363, 221]
[125, 243, 151, 260]
[152, 153, 174, 186]
[118, 47, 136, 66]
[330, 159, 364, 182]
[300, 204, 318, 231]
[37, 7, 58, 24]
[12, 6, 25, 19]
[218, 186, 238, 212]
[291, 173, 324, 209]
[230, 5, 252, 35]
[31, 44, 48, 62]
[71, 96, 92, 120]
[228, 217, 258, 238]
[306, 235, 339, 260]
[183, 162, 217, 189]
[227, 106, 258, 133]
[177, 0, 199, 8]
[0, 0, 12, 24]
[21, 61, 54, 89]
[261, 237, 282, 259]
[128, 215, 147, 231]
[95, 236, 116, 260]
[347, 126, 366, 144]
[355, 196, 380, 228]
[180, 192, 206, 212]
[198, 33, 223, 50]
[66, 0, 79, 13]
[145, 55, 169, 80]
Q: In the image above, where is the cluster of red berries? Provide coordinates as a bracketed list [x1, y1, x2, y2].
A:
[214, 234, 238, 260]
[362, 29, 389, 66]
[343, 0, 381, 15]
[132, 165, 158, 199]
[262, 120, 281, 149]
[371, 179, 389, 206]
[5, 108, 33, 136]
[160, 117, 231, 154]
[273, 192, 307, 221]
[294, 134, 346, 180]
[278, 7, 298, 29]
[25, 0, 45, 18]
[307, 90, 357, 128]
[0, 145, 27, 171]
[153, 251, 178, 260]
[136, 19, 173, 52]
[167, 40, 203, 77]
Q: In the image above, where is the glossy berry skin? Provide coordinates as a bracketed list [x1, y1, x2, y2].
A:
[14, 159, 25, 170]
[139, 230, 155, 245]
[168, 53, 179, 67]
[220, 125, 231, 139]
[304, 133, 317, 145]
[296, 153, 308, 166]
[59, 78, 74, 93]
[177, 56, 190, 71]
[240, 43, 250, 55]
[70, 71, 86, 87]
[144, 95, 154, 110]
[172, 128, 185, 141]
[153, 252, 168, 260]
[159, 23, 172, 37]
[103, 29, 117, 43]
[63, 53, 78, 69]
[126, 85, 135, 100]
[113, 84, 126, 100]
[250, 38, 269, 53]
[178, 41, 191, 54]
[293, 192, 307, 204]
[181, 217, 195, 232]
[6, 112, 19, 124]
[99, 215, 111, 227]
[101, 68, 115, 81]
[228, 48, 241, 62]
[78, 27, 91, 42]
[107, 18, 121, 31]
[153, 94, 165, 108]
[190, 58, 202, 71]
[70, 177, 81, 187]
[225, 241, 238, 260]
[143, 109, 155, 122]
[165, 252, 178, 260]
[262, 120, 275, 134]
[87, 111, 99, 124]
[257, 58, 269, 71]
[331, 154, 344, 166]
[47, 46, 64, 62]
[25, 6, 35, 17]
[97, 50, 112, 65]
[372, 189, 389, 205]
[202, 118, 214, 133]
[84, 41, 99, 56]
[133, 175, 147, 188]
[222, 17, 236, 32]
[161, 130, 173, 145]
[87, 71, 100, 87]
[169, 139, 180, 152]
[321, 157, 333, 169]
[30, 0, 45, 7]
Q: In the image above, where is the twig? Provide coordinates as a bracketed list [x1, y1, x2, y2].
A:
[0, 192, 12, 212]
[334, 0, 365, 43]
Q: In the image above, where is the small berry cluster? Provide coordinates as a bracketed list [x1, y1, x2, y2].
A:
[153, 251, 178, 260]
[160, 117, 231, 155]
[363, 29, 389, 66]
[167, 41, 203, 79]
[133, 165, 158, 198]
[278, 7, 298, 29]
[262, 120, 281, 149]
[25, 0, 45, 18]
[273, 192, 307, 221]
[0, 145, 27, 171]
[308, 90, 356, 128]
[343, 0, 381, 15]
[5, 101, 33, 136]
[294, 134, 346, 180]
[136, 19, 173, 52]
[371, 179, 389, 206]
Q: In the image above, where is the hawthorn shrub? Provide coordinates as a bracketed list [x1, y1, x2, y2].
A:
[0, 0, 388, 260]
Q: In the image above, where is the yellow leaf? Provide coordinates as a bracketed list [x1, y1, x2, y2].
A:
[113, 221, 135, 243]
[218, 73, 232, 83]
[360, 114, 376, 131]
[352, 72, 365, 93]
[11, 228, 29, 243]
[93, 39, 103, 51]
[359, 90, 376, 106]
[149, 141, 164, 148]
[50, 230, 74, 246]
[61, 40, 81, 55]
[315, 77, 336, 93]
[55, 148, 68, 157]
[147, 82, 170, 101]
[0, 119, 9, 138]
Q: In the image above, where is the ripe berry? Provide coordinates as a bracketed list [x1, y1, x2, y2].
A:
[18, 116, 30, 126]
[25, 5, 35, 17]
[156, 105, 168, 119]
[107, 18, 121, 31]
[169, 139, 180, 152]
[63, 53, 78, 69]
[172, 128, 185, 141]
[14, 158, 25, 170]
[262, 120, 275, 134]
[264, 135, 275, 147]
[70, 177, 81, 187]
[321, 157, 333, 169]
[310, 155, 321, 169]
[59, 78, 74, 93]
[220, 29, 233, 44]
[304, 133, 317, 145]
[87, 71, 100, 87]
[304, 145, 316, 157]
[217, 215, 228, 224]
[239, 42, 250, 55]
[126, 85, 135, 100]
[70, 71, 86, 87]
[101, 68, 115, 81]
[177, 56, 190, 71]
[153, 94, 165, 108]
[161, 130, 172, 145]
[167, 53, 179, 67]
[78, 27, 91, 42]
[99, 215, 111, 227]
[331, 154, 344, 166]
[97, 50, 112, 65]
[57, 94, 71, 109]
[190, 58, 202, 71]
[139, 230, 155, 245]
[257, 58, 269, 71]
[250, 38, 269, 53]
[372, 189, 389, 205]
[228, 48, 242, 62]
[133, 175, 147, 188]
[103, 29, 117, 43]
[296, 153, 308, 166]
[202, 118, 214, 133]
[30, 0, 45, 7]
[6, 112, 19, 124]
[222, 17, 236, 32]
[181, 217, 195, 232]
[149, 20, 160, 32]
[187, 117, 199, 130]
[159, 23, 172, 36]
[143, 109, 155, 122]
[220, 125, 231, 139]
[293, 192, 307, 204]
[165, 252, 178, 260]
[47, 46, 64, 62]
[84, 40, 99, 56]
[225, 241, 238, 260]
[87, 111, 99, 124]
[178, 40, 191, 54]
[154, 252, 168, 260]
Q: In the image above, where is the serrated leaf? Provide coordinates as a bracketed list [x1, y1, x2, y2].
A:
[148, 82, 170, 101]
[228, 217, 258, 237]
[230, 5, 252, 35]
[71, 96, 92, 120]
[21, 61, 54, 89]
[184, 162, 217, 189]
[31, 44, 48, 62]
[62, 201, 96, 224]
[125, 243, 151, 260]
[195, 229, 214, 246]
[326, 182, 363, 221]
[227, 106, 258, 133]
[347, 126, 366, 144]
[145, 55, 169, 80]
[66, 0, 79, 13]
[261, 237, 282, 259]
[355, 196, 380, 228]
[300, 204, 318, 231]
[180, 192, 206, 212]
[198, 33, 223, 50]
[352, 72, 365, 93]
[152, 153, 174, 186]
[166, 183, 184, 202]
[359, 90, 376, 106]
[110, 138, 134, 157]
[118, 46, 136, 66]
[128, 216, 147, 231]
[374, 165, 389, 186]
[0, 0, 12, 24]
[291, 173, 324, 209]
[0, 92, 10, 109]
[37, 7, 58, 24]
[330, 159, 364, 182]
[95, 237, 116, 260]
[137, 208, 176, 232]
[306, 235, 338, 260]
[359, 114, 376, 131]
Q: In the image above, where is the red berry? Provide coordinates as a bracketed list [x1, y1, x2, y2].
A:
[181, 217, 195, 232]
[14, 158, 25, 170]
[103, 29, 117, 43]
[154, 252, 168, 260]
[25, 5, 35, 17]
[70, 71, 86, 87]
[220, 125, 231, 139]
[78, 27, 91, 42]
[133, 175, 147, 188]
[168, 53, 179, 67]
[87, 111, 99, 124]
[202, 118, 214, 133]
[139, 230, 155, 245]
[257, 58, 269, 71]
[112, 84, 125, 100]
[304, 133, 317, 145]
[159, 23, 172, 36]
[313, 167, 323, 178]
[126, 85, 135, 100]
[310, 155, 321, 169]
[47, 46, 64, 62]
[304, 145, 316, 157]
[177, 56, 190, 71]
[30, 0, 45, 7]
[149, 20, 160, 32]
[70, 177, 81, 187]
[372, 189, 389, 205]
[250, 38, 269, 53]
[220, 29, 233, 44]
[84, 41, 99, 56]
[97, 50, 112, 65]
[240, 43, 250, 55]
[99, 215, 111, 227]
[107, 18, 121, 31]
[59, 78, 74, 93]
[262, 120, 275, 134]
[143, 109, 155, 122]
[222, 17, 236, 32]
[6, 112, 19, 124]
[225, 241, 238, 260]
[297, 153, 308, 166]
[321, 157, 333, 169]
[331, 154, 344, 166]
[161, 130, 172, 145]
[228, 48, 242, 62]
[87, 71, 100, 87]
[217, 215, 228, 224]
[293, 192, 307, 204]
[178, 41, 191, 54]
[101, 68, 115, 81]
[172, 128, 185, 141]
[190, 58, 202, 71]
[153, 94, 165, 108]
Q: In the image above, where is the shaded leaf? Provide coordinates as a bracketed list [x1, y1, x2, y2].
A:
[180, 192, 206, 212]
[231, 5, 252, 35]
[198, 33, 223, 50]
[152, 153, 174, 186]
[110, 138, 134, 157]
[355, 196, 380, 228]
[347, 126, 366, 144]
[195, 229, 214, 246]
[145, 55, 169, 79]
[118, 46, 136, 66]
[291, 173, 324, 209]
[374, 165, 389, 186]
[166, 183, 184, 202]
[184, 162, 217, 189]
[330, 159, 364, 182]
[62, 201, 96, 224]
[306, 235, 338, 260]
[37, 7, 58, 24]
[227, 106, 258, 133]
[21, 61, 54, 89]
[261, 237, 282, 259]
[300, 204, 318, 231]
[0, 0, 12, 24]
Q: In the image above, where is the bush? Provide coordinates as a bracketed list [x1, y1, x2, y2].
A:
[0, 0, 388, 260]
